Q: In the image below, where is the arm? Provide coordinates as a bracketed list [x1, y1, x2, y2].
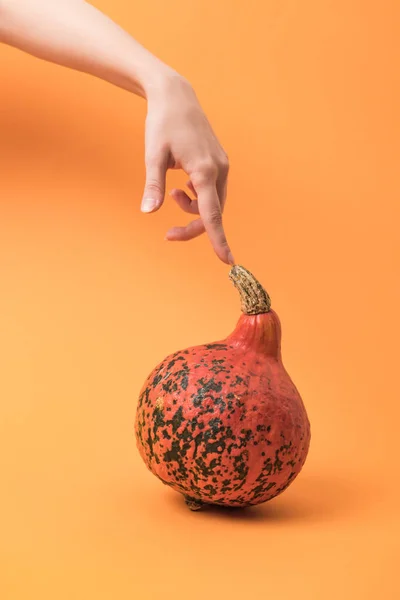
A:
[0, 0, 233, 265]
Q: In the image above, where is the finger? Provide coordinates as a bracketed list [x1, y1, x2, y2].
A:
[141, 153, 168, 213]
[169, 188, 199, 215]
[165, 218, 205, 241]
[216, 170, 228, 211]
[193, 175, 234, 265]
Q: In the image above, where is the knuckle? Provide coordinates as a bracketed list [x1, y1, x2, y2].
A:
[218, 154, 230, 174]
[145, 178, 163, 194]
[191, 160, 218, 185]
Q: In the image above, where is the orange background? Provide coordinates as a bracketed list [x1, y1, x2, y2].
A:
[0, 1, 399, 598]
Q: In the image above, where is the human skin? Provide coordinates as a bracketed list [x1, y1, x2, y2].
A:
[0, 0, 233, 264]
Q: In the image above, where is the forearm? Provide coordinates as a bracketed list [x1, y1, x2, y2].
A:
[0, 0, 177, 98]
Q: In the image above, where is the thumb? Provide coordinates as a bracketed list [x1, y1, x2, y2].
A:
[141, 154, 168, 213]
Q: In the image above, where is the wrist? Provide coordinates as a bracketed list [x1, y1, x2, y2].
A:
[141, 61, 194, 104]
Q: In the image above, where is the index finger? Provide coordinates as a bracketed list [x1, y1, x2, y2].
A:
[195, 181, 234, 265]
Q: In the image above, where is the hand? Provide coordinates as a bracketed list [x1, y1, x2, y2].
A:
[0, 2, 233, 263]
[141, 74, 234, 265]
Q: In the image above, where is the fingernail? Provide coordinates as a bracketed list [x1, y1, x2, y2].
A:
[141, 198, 158, 213]
[228, 252, 235, 266]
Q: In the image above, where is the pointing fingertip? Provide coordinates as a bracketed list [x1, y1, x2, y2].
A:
[227, 251, 235, 266]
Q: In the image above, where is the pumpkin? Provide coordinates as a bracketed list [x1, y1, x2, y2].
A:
[135, 266, 310, 510]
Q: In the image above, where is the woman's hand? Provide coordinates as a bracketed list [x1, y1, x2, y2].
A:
[142, 75, 233, 265]
[0, 0, 234, 264]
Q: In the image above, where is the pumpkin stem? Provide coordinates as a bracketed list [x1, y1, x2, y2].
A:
[229, 265, 271, 315]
